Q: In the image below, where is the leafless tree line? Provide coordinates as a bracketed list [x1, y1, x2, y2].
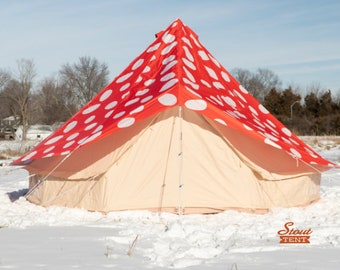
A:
[0, 56, 109, 139]
[1, 59, 339, 139]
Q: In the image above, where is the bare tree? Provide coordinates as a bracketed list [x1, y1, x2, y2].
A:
[0, 69, 12, 120]
[231, 68, 281, 103]
[59, 56, 109, 110]
[3, 59, 36, 140]
[0, 69, 11, 90]
[35, 78, 77, 124]
[231, 68, 252, 90]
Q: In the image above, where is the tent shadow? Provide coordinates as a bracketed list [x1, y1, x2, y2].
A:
[7, 189, 28, 202]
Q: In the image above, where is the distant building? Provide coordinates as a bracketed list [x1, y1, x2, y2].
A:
[15, 125, 53, 141]
[0, 115, 20, 127]
[0, 116, 20, 140]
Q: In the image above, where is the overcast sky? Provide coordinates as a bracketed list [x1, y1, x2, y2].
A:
[1, 0, 340, 93]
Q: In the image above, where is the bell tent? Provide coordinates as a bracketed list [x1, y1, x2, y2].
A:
[12, 19, 336, 214]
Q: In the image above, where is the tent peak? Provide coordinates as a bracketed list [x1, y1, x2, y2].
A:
[12, 18, 337, 170]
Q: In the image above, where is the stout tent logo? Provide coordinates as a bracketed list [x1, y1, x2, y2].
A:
[278, 222, 312, 244]
[12, 19, 337, 214]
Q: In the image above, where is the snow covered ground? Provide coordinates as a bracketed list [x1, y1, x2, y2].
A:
[0, 137, 339, 269]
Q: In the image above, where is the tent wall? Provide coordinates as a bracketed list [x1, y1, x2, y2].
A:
[26, 108, 321, 214]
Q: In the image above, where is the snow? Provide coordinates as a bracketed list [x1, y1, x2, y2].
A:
[0, 138, 340, 269]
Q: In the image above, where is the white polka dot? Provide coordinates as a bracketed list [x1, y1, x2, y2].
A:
[290, 138, 299, 145]
[159, 78, 178, 92]
[183, 46, 194, 61]
[66, 133, 79, 141]
[259, 104, 269, 114]
[214, 118, 227, 126]
[92, 125, 103, 134]
[234, 111, 247, 119]
[121, 91, 130, 99]
[43, 146, 55, 153]
[238, 101, 246, 109]
[222, 96, 236, 108]
[185, 86, 202, 98]
[305, 147, 318, 158]
[201, 80, 211, 88]
[141, 95, 153, 103]
[161, 41, 177, 55]
[135, 76, 142, 83]
[105, 110, 114, 118]
[190, 33, 201, 47]
[161, 60, 177, 75]
[99, 89, 112, 102]
[162, 55, 176, 65]
[84, 115, 95, 124]
[113, 111, 126, 119]
[125, 98, 140, 106]
[63, 141, 75, 149]
[198, 50, 209, 60]
[43, 153, 54, 158]
[77, 136, 89, 145]
[209, 55, 220, 68]
[82, 104, 100, 115]
[254, 119, 266, 128]
[182, 58, 196, 70]
[213, 81, 225, 90]
[221, 71, 230, 82]
[116, 72, 133, 83]
[144, 79, 156, 86]
[185, 99, 207, 111]
[264, 132, 279, 141]
[183, 67, 195, 82]
[182, 37, 193, 48]
[243, 124, 253, 131]
[172, 21, 178, 27]
[136, 89, 149, 96]
[105, 101, 118, 110]
[282, 137, 292, 145]
[130, 105, 144, 115]
[234, 90, 247, 103]
[120, 83, 130, 92]
[147, 42, 161, 53]
[290, 148, 302, 158]
[161, 72, 176, 82]
[208, 95, 223, 106]
[249, 106, 258, 116]
[150, 55, 156, 61]
[162, 32, 175, 43]
[64, 121, 77, 133]
[22, 151, 37, 161]
[118, 117, 135, 128]
[132, 59, 144, 70]
[267, 121, 276, 129]
[282, 127, 292, 136]
[85, 123, 97, 131]
[158, 94, 177, 106]
[142, 66, 151, 73]
[264, 138, 281, 149]
[45, 135, 63, 145]
[78, 132, 102, 145]
[239, 85, 248, 94]
[265, 123, 279, 135]
[205, 66, 218, 80]
[183, 78, 199, 90]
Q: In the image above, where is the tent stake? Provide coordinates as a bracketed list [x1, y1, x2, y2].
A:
[127, 234, 140, 256]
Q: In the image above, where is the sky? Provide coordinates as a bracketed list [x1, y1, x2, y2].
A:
[1, 0, 340, 94]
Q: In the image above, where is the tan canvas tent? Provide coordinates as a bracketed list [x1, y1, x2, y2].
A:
[12, 19, 336, 214]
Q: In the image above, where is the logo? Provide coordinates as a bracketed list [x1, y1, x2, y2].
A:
[277, 221, 312, 244]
